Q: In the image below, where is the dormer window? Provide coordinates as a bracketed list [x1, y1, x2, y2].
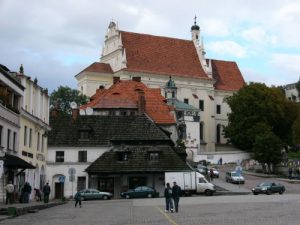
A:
[79, 131, 89, 139]
[118, 152, 129, 161]
[149, 152, 160, 161]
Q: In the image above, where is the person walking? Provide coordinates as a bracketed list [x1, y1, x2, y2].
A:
[164, 183, 174, 213]
[23, 182, 32, 203]
[43, 182, 51, 203]
[210, 168, 214, 181]
[74, 191, 82, 208]
[172, 181, 182, 213]
[5, 181, 14, 204]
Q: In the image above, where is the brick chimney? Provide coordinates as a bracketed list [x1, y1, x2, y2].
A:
[72, 108, 79, 120]
[113, 77, 120, 84]
[138, 90, 145, 115]
[132, 77, 141, 82]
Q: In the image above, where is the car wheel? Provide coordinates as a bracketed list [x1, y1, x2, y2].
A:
[125, 194, 130, 199]
[205, 190, 213, 196]
[103, 195, 109, 200]
[253, 192, 258, 195]
[147, 193, 152, 198]
[266, 190, 271, 195]
[279, 190, 283, 195]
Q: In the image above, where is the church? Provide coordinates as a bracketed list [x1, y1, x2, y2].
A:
[75, 20, 249, 164]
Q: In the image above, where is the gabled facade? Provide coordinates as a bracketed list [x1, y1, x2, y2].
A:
[283, 79, 300, 102]
[75, 21, 247, 164]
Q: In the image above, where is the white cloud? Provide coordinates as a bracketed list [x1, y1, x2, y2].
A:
[241, 27, 277, 45]
[202, 18, 230, 37]
[207, 41, 247, 58]
[270, 53, 300, 78]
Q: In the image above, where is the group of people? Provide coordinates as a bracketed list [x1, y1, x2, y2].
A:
[164, 181, 182, 213]
[5, 181, 51, 204]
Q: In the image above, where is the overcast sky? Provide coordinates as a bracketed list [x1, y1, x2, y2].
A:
[1, 0, 300, 93]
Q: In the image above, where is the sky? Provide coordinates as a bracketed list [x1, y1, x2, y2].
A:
[1, 0, 300, 93]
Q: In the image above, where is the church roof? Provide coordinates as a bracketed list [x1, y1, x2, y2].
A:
[211, 59, 245, 91]
[120, 31, 209, 79]
[81, 80, 175, 124]
[76, 62, 113, 77]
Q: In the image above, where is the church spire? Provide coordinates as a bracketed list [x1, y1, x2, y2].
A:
[191, 16, 200, 43]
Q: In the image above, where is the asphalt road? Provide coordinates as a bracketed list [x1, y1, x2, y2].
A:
[2, 194, 300, 225]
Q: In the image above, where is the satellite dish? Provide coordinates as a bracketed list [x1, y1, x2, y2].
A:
[79, 109, 86, 115]
[86, 107, 93, 115]
[70, 102, 77, 109]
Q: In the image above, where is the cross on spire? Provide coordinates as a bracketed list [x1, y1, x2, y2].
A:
[194, 15, 197, 25]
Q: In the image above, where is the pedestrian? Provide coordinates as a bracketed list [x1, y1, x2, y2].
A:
[164, 183, 174, 213]
[23, 182, 32, 203]
[74, 191, 82, 208]
[34, 188, 42, 201]
[210, 168, 214, 181]
[219, 157, 223, 165]
[5, 181, 14, 204]
[43, 182, 51, 203]
[288, 167, 293, 179]
[172, 181, 182, 213]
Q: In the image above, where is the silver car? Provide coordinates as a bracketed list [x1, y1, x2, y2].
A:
[226, 171, 245, 184]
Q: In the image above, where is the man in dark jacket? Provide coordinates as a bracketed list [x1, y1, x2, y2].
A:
[23, 182, 32, 203]
[172, 182, 182, 213]
[43, 183, 51, 203]
[164, 183, 174, 213]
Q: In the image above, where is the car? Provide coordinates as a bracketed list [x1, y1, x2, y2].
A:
[77, 189, 113, 200]
[196, 165, 208, 175]
[225, 171, 245, 184]
[208, 168, 219, 178]
[252, 182, 285, 195]
[120, 186, 158, 199]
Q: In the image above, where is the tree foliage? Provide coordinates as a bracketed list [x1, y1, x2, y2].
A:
[296, 79, 300, 98]
[292, 112, 300, 145]
[224, 83, 299, 168]
[50, 86, 89, 114]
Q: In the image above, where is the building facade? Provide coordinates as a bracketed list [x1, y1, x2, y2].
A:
[75, 21, 248, 163]
[16, 66, 51, 197]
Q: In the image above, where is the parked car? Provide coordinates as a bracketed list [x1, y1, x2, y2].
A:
[252, 182, 285, 195]
[120, 186, 158, 199]
[78, 189, 113, 200]
[225, 171, 245, 184]
[197, 165, 208, 175]
[208, 168, 219, 178]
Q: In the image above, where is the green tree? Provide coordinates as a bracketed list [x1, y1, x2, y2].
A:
[296, 79, 300, 98]
[292, 113, 300, 145]
[252, 124, 283, 173]
[50, 86, 89, 114]
[224, 83, 299, 170]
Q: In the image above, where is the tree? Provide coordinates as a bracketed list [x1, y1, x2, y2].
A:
[292, 113, 300, 147]
[50, 86, 89, 114]
[296, 79, 300, 98]
[252, 124, 283, 173]
[224, 83, 299, 170]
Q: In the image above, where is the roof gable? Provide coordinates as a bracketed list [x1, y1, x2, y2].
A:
[211, 59, 245, 91]
[121, 31, 208, 79]
[76, 62, 113, 77]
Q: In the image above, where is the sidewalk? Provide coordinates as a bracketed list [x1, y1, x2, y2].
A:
[0, 200, 67, 221]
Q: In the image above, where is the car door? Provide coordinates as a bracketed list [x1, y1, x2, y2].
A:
[271, 183, 279, 193]
[134, 186, 143, 198]
[84, 190, 92, 200]
[92, 189, 101, 199]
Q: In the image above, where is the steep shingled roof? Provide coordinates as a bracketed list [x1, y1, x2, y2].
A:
[81, 80, 176, 124]
[76, 62, 113, 77]
[120, 31, 209, 79]
[48, 114, 171, 147]
[211, 59, 245, 91]
[86, 144, 191, 173]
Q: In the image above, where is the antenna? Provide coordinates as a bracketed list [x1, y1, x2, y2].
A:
[86, 107, 93, 115]
[70, 102, 77, 109]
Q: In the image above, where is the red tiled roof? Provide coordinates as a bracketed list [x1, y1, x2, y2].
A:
[81, 80, 175, 124]
[211, 60, 245, 91]
[76, 62, 113, 76]
[120, 31, 208, 79]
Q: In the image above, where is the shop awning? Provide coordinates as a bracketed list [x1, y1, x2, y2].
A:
[4, 153, 35, 169]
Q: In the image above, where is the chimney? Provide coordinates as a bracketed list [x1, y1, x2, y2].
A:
[113, 77, 120, 84]
[132, 76, 141, 82]
[72, 108, 79, 120]
[138, 90, 145, 115]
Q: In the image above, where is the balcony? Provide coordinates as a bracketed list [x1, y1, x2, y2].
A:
[0, 103, 20, 126]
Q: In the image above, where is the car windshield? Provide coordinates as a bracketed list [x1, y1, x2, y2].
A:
[258, 182, 271, 187]
[231, 172, 240, 176]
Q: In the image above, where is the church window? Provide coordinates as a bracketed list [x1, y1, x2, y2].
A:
[216, 105, 221, 114]
[184, 98, 189, 104]
[56, 151, 64, 162]
[216, 124, 221, 143]
[199, 100, 204, 111]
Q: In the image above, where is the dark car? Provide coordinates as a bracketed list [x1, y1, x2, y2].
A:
[120, 186, 158, 199]
[208, 168, 220, 178]
[78, 189, 113, 200]
[252, 182, 285, 195]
